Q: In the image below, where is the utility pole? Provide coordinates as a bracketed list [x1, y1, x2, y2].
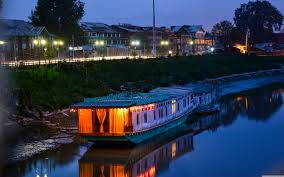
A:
[245, 29, 249, 54]
[152, 0, 157, 57]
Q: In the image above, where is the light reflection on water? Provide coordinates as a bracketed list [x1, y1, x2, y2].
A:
[3, 88, 284, 177]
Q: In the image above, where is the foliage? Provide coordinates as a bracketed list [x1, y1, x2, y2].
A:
[234, 0, 284, 43]
[12, 56, 284, 114]
[30, 0, 85, 45]
[212, 21, 236, 47]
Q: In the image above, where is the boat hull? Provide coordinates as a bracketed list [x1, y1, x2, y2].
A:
[83, 112, 190, 144]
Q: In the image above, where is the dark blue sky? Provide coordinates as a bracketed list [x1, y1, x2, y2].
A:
[2, 0, 284, 30]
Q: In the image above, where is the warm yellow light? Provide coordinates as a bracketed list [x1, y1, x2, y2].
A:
[169, 50, 173, 55]
[40, 39, 47, 45]
[33, 40, 39, 45]
[172, 100, 176, 114]
[189, 41, 194, 45]
[161, 40, 169, 46]
[59, 41, 64, 46]
[0, 41, 5, 45]
[53, 41, 58, 45]
[131, 40, 140, 46]
[95, 40, 104, 46]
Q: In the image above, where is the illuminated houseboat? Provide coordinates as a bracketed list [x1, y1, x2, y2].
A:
[72, 84, 216, 144]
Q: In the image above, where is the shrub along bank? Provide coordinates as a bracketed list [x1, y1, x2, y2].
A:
[12, 55, 284, 115]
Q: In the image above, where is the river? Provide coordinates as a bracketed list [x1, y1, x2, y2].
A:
[3, 85, 284, 177]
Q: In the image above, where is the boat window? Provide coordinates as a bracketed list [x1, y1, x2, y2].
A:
[144, 159, 148, 169]
[172, 100, 176, 114]
[137, 163, 140, 174]
[165, 107, 168, 116]
[144, 113, 147, 123]
[137, 114, 140, 126]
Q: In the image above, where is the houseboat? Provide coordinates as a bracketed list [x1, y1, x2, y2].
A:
[71, 84, 217, 144]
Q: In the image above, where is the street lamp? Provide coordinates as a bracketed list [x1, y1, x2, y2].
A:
[0, 40, 5, 45]
[33, 39, 47, 65]
[189, 40, 194, 55]
[95, 40, 106, 57]
[131, 40, 140, 58]
[53, 40, 64, 59]
[160, 40, 170, 57]
[95, 40, 105, 47]
[160, 40, 169, 46]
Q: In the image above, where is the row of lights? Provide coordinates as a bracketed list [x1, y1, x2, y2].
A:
[32, 39, 64, 46]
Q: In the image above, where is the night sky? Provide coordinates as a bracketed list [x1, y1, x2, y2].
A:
[2, 0, 284, 30]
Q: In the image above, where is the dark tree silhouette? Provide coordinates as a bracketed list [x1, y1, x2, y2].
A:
[212, 21, 238, 47]
[234, 0, 284, 43]
[30, 0, 85, 44]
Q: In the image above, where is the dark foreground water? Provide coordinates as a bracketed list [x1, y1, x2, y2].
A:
[3, 86, 284, 177]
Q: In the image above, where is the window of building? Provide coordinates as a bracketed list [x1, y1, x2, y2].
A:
[183, 99, 186, 108]
[144, 113, 147, 123]
[154, 110, 156, 120]
[177, 103, 180, 111]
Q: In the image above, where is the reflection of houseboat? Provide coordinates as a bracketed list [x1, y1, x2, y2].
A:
[78, 110, 226, 177]
[72, 84, 217, 144]
[79, 128, 194, 177]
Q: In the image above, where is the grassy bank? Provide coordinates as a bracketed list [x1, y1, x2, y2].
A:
[12, 55, 284, 115]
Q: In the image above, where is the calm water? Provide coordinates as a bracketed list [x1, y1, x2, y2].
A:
[4, 87, 284, 177]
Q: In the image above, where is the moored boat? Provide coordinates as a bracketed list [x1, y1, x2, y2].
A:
[71, 84, 217, 144]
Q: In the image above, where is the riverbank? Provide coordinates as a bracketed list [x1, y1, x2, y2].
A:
[12, 55, 284, 115]
[4, 66, 284, 165]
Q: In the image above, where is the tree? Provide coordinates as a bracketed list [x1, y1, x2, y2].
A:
[30, 0, 85, 45]
[212, 21, 236, 47]
[234, 0, 284, 43]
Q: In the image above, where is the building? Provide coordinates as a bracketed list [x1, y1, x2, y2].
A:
[113, 24, 177, 56]
[0, 19, 53, 61]
[81, 22, 130, 56]
[171, 25, 214, 55]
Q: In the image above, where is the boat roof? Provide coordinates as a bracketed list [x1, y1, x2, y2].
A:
[72, 83, 213, 108]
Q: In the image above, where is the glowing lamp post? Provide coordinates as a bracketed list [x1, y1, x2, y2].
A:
[160, 40, 170, 57]
[53, 40, 64, 59]
[95, 40, 105, 57]
[33, 39, 47, 65]
[131, 40, 140, 58]
[189, 40, 194, 55]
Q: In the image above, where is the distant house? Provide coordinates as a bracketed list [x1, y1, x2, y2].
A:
[81, 22, 128, 47]
[171, 25, 214, 55]
[0, 19, 53, 61]
[81, 22, 133, 56]
[113, 24, 177, 56]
